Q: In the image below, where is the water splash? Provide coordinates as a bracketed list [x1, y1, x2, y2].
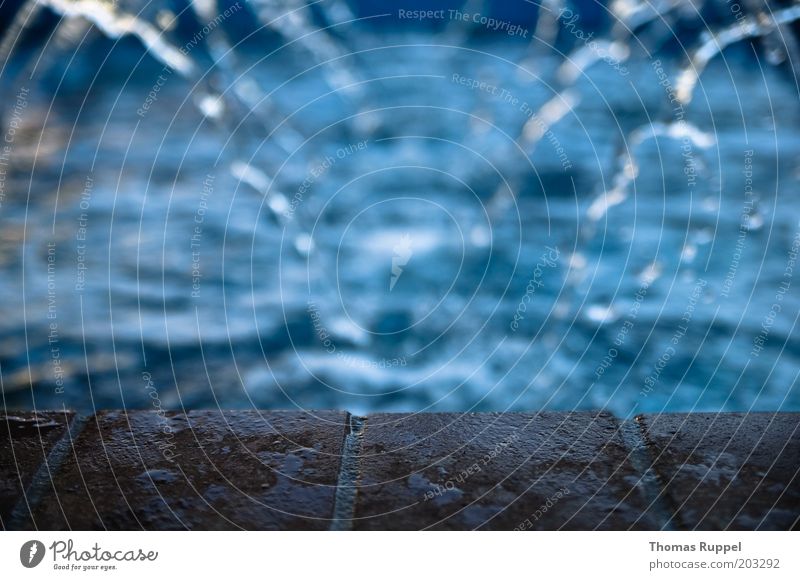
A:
[38, 0, 195, 75]
[676, 4, 800, 104]
[587, 149, 638, 222]
[249, 0, 364, 101]
[1, 1, 798, 414]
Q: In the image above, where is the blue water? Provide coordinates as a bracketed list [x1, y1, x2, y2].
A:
[1, 0, 799, 415]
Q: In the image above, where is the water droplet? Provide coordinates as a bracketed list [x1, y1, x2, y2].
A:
[470, 225, 490, 247]
[569, 253, 587, 270]
[766, 47, 786, 65]
[693, 228, 713, 245]
[703, 196, 719, 213]
[745, 210, 764, 232]
[639, 261, 662, 284]
[137, 469, 178, 484]
[294, 233, 314, 256]
[681, 243, 697, 264]
[588, 186, 627, 221]
[267, 192, 290, 217]
[623, 158, 639, 179]
[232, 161, 271, 193]
[156, 10, 177, 31]
[195, 93, 224, 119]
[585, 304, 619, 325]
[553, 301, 570, 319]
[329, 317, 368, 346]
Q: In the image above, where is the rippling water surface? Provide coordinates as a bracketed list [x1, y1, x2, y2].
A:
[1, 0, 799, 414]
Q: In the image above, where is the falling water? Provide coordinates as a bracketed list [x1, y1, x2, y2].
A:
[1, 0, 798, 415]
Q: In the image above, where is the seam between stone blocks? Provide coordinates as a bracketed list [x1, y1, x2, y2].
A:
[330, 413, 367, 531]
[620, 415, 680, 531]
[7, 411, 89, 529]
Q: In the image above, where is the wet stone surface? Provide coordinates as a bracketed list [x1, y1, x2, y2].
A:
[640, 413, 800, 530]
[2, 411, 798, 530]
[352, 412, 658, 530]
[0, 411, 74, 527]
[25, 410, 348, 530]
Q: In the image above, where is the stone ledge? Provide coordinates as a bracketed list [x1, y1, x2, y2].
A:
[1, 411, 797, 530]
[638, 413, 800, 530]
[352, 411, 658, 530]
[0, 412, 74, 529]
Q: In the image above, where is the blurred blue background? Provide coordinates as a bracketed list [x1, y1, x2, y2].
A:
[0, 0, 799, 415]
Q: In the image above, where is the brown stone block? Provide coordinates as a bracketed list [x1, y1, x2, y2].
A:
[640, 413, 800, 530]
[0, 411, 74, 527]
[30, 410, 347, 530]
[353, 412, 658, 530]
